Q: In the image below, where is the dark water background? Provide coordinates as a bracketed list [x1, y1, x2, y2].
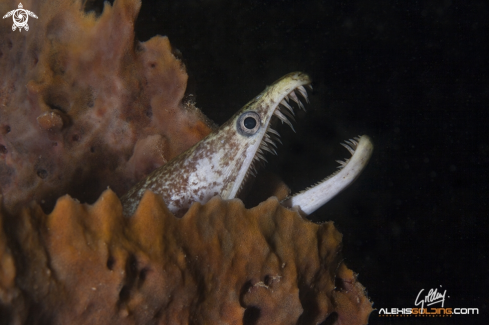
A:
[115, 0, 486, 323]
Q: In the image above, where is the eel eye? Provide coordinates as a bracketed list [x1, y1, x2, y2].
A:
[237, 111, 261, 136]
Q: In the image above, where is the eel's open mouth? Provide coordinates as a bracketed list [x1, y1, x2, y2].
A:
[121, 72, 372, 218]
[236, 72, 373, 216]
[247, 83, 312, 178]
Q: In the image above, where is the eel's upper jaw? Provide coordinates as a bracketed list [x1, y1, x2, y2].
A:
[234, 73, 312, 197]
[281, 135, 374, 216]
[265, 72, 312, 133]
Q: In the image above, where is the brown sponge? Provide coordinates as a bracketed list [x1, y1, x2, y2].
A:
[0, 190, 372, 324]
[0, 0, 213, 215]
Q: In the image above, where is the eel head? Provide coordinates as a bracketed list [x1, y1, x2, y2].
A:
[121, 72, 373, 218]
[211, 71, 313, 200]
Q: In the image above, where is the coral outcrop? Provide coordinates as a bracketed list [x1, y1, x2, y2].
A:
[0, 0, 214, 215]
[0, 190, 372, 324]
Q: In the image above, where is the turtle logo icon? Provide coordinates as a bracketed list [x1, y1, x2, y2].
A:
[3, 3, 38, 32]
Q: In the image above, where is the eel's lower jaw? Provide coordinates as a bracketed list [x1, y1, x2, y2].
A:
[281, 135, 374, 216]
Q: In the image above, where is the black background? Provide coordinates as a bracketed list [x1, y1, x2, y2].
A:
[106, 0, 487, 323]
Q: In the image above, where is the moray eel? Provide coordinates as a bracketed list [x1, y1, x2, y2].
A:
[121, 72, 373, 217]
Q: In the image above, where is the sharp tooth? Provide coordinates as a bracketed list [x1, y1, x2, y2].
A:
[336, 160, 347, 168]
[264, 135, 278, 148]
[307, 84, 313, 90]
[268, 128, 281, 138]
[270, 135, 282, 145]
[345, 139, 357, 148]
[265, 139, 277, 148]
[280, 107, 296, 122]
[297, 86, 309, 103]
[295, 96, 305, 110]
[267, 128, 283, 145]
[336, 159, 350, 168]
[280, 99, 294, 115]
[261, 144, 277, 155]
[289, 91, 305, 110]
[256, 152, 268, 163]
[289, 91, 300, 104]
[273, 110, 296, 132]
[340, 142, 355, 155]
[347, 138, 358, 147]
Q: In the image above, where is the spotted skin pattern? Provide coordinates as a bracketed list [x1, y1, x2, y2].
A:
[121, 72, 373, 218]
[122, 72, 312, 217]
